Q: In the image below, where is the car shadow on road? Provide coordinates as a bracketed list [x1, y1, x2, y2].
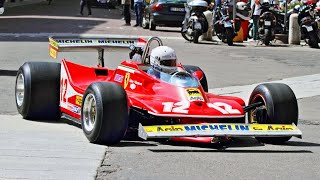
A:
[149, 149, 312, 153]
[279, 141, 320, 147]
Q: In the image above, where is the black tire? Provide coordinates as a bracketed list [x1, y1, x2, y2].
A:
[81, 82, 128, 145]
[225, 28, 234, 46]
[193, 30, 200, 43]
[308, 31, 319, 48]
[149, 18, 156, 31]
[183, 65, 208, 92]
[142, 15, 149, 29]
[15, 62, 61, 120]
[264, 29, 271, 46]
[248, 83, 298, 144]
[181, 27, 193, 42]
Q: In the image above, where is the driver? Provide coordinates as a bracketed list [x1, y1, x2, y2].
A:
[147, 46, 179, 79]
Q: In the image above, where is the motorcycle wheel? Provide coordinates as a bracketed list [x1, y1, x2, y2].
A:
[308, 31, 319, 48]
[193, 30, 200, 43]
[264, 29, 271, 46]
[225, 28, 234, 46]
[181, 27, 193, 42]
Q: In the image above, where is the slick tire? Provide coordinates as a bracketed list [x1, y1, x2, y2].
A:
[183, 65, 208, 92]
[15, 62, 61, 120]
[226, 28, 234, 46]
[308, 31, 319, 48]
[248, 83, 298, 144]
[81, 82, 128, 145]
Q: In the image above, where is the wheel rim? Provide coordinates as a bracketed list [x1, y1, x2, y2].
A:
[249, 94, 267, 124]
[83, 93, 97, 132]
[16, 73, 25, 107]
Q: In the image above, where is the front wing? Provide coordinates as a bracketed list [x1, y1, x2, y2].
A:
[138, 123, 302, 140]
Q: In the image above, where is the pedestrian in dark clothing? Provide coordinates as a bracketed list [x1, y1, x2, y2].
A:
[122, 0, 131, 25]
[133, 0, 143, 27]
[80, 0, 92, 16]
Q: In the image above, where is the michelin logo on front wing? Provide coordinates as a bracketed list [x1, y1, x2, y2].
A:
[145, 124, 296, 132]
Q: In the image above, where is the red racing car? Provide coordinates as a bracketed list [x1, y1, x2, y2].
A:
[15, 36, 302, 145]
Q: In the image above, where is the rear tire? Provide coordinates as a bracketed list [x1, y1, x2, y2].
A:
[193, 30, 200, 43]
[81, 82, 128, 145]
[264, 29, 271, 46]
[149, 18, 156, 31]
[248, 83, 298, 144]
[308, 31, 319, 48]
[142, 15, 149, 29]
[15, 62, 61, 120]
[226, 28, 234, 46]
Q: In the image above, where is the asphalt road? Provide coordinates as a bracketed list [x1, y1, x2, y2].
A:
[0, 37, 319, 180]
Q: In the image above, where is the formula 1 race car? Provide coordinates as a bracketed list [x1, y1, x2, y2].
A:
[15, 36, 302, 146]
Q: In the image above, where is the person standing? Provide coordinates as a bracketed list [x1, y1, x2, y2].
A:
[251, 0, 262, 40]
[80, 0, 92, 16]
[133, 0, 143, 27]
[122, 0, 131, 25]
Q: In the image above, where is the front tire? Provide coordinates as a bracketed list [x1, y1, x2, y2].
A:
[15, 62, 61, 120]
[81, 82, 128, 145]
[248, 83, 298, 144]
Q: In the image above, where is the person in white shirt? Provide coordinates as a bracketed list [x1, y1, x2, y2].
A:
[251, 0, 262, 40]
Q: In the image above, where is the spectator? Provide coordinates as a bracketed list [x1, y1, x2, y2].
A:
[133, 0, 143, 27]
[251, 0, 262, 41]
[80, 0, 92, 16]
[122, 0, 131, 25]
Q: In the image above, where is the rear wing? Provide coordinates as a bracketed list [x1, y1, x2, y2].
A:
[49, 36, 147, 67]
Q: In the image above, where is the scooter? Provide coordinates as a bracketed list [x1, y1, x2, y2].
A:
[213, 0, 240, 45]
[298, 4, 320, 48]
[258, 2, 276, 45]
[181, 0, 209, 43]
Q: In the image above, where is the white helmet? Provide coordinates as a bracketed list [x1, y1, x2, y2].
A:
[0, 7, 4, 15]
[150, 46, 177, 74]
[236, 2, 247, 11]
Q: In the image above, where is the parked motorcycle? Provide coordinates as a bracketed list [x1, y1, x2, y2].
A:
[181, 0, 209, 43]
[258, 1, 276, 45]
[213, 0, 240, 45]
[298, 4, 320, 48]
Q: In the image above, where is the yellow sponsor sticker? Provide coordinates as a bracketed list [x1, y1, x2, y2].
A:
[49, 47, 57, 59]
[185, 88, 204, 101]
[49, 38, 59, 49]
[124, 72, 130, 89]
[143, 124, 298, 133]
[76, 95, 82, 106]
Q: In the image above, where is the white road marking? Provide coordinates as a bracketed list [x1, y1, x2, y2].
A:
[209, 74, 320, 103]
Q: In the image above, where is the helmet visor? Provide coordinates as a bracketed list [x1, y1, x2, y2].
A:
[160, 59, 176, 67]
